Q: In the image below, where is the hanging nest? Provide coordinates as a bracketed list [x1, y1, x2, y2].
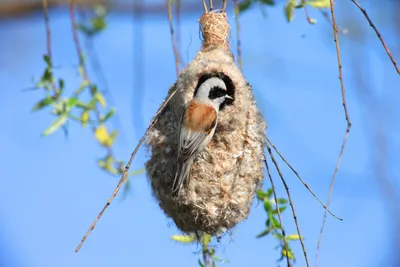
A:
[145, 11, 267, 235]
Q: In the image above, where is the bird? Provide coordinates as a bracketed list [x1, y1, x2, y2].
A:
[171, 76, 233, 196]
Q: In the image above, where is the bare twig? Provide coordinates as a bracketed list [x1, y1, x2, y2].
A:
[350, 0, 400, 75]
[266, 138, 342, 221]
[202, 0, 208, 13]
[316, 0, 352, 265]
[301, 0, 314, 24]
[75, 89, 177, 252]
[264, 158, 292, 267]
[208, 0, 213, 11]
[319, 10, 348, 35]
[233, 0, 242, 70]
[41, 0, 58, 96]
[167, 0, 180, 76]
[222, 0, 228, 11]
[266, 142, 310, 267]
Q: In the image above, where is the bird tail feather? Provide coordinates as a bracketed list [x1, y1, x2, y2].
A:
[171, 158, 193, 196]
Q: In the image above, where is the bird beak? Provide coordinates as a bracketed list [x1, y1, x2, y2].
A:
[225, 95, 233, 100]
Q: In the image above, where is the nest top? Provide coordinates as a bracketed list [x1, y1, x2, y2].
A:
[200, 11, 230, 51]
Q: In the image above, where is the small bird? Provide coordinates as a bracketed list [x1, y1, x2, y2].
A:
[171, 76, 233, 196]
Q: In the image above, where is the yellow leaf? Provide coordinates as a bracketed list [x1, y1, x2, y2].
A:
[171, 234, 197, 244]
[286, 234, 300, 240]
[95, 92, 107, 108]
[94, 124, 112, 147]
[307, 0, 330, 9]
[81, 110, 89, 127]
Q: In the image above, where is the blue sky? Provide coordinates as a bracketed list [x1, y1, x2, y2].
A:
[1, 1, 399, 267]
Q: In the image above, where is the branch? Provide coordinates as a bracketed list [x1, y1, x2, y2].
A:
[266, 142, 310, 267]
[266, 138, 342, 220]
[41, 0, 58, 96]
[264, 158, 292, 267]
[316, 0, 351, 265]
[233, 0, 242, 70]
[75, 89, 178, 252]
[350, 0, 400, 75]
[167, 0, 180, 76]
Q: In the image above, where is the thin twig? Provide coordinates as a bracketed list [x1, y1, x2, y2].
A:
[222, 0, 228, 11]
[319, 10, 348, 35]
[316, 0, 352, 265]
[266, 138, 342, 221]
[41, 0, 58, 96]
[208, 0, 213, 11]
[266, 142, 310, 267]
[167, 0, 180, 76]
[233, 0, 242, 70]
[301, 0, 314, 24]
[202, 0, 208, 13]
[264, 158, 292, 267]
[75, 89, 177, 252]
[350, 0, 400, 75]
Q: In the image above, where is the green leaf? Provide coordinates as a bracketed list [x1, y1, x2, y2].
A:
[171, 234, 197, 244]
[278, 198, 288, 204]
[257, 189, 268, 200]
[42, 114, 68, 136]
[264, 199, 272, 212]
[129, 167, 146, 176]
[102, 108, 115, 123]
[306, 0, 330, 8]
[198, 259, 206, 267]
[32, 97, 54, 111]
[272, 206, 287, 215]
[266, 188, 273, 198]
[284, 0, 297, 22]
[67, 98, 78, 109]
[273, 232, 283, 240]
[239, 0, 252, 12]
[271, 216, 281, 228]
[75, 100, 92, 109]
[94, 92, 107, 108]
[256, 228, 271, 238]
[43, 55, 52, 67]
[259, 0, 275, 5]
[76, 80, 89, 95]
[58, 79, 65, 90]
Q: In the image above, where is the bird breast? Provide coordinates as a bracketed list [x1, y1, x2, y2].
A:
[183, 101, 217, 134]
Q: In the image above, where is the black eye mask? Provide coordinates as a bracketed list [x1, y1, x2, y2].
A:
[208, 86, 227, 100]
[194, 72, 235, 110]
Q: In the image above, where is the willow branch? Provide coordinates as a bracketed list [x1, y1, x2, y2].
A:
[75, 89, 177, 252]
[266, 142, 310, 267]
[266, 138, 342, 220]
[233, 0, 242, 70]
[350, 0, 400, 75]
[316, 0, 351, 265]
[264, 158, 292, 267]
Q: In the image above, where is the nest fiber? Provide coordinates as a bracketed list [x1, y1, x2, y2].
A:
[145, 11, 267, 235]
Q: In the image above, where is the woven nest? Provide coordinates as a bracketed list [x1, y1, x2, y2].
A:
[145, 11, 267, 235]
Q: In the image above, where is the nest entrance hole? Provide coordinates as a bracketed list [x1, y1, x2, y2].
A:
[194, 72, 235, 110]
